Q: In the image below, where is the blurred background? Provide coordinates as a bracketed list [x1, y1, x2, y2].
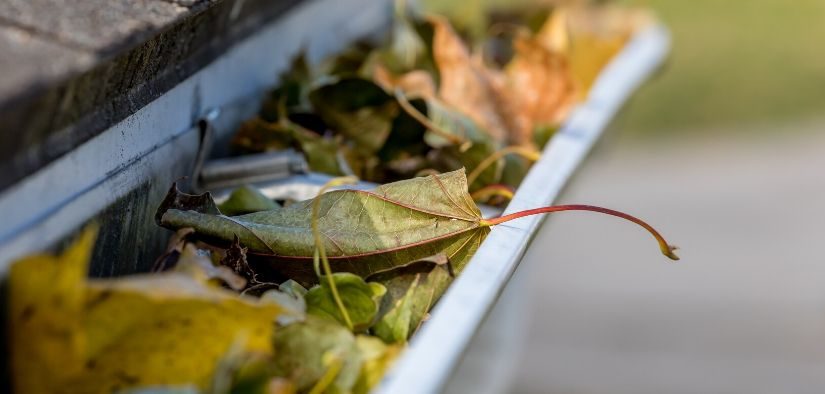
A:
[444, 0, 825, 393]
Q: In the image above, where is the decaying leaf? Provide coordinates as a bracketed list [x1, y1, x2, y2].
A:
[7, 228, 283, 394]
[430, 14, 574, 148]
[368, 254, 454, 343]
[280, 279, 309, 299]
[154, 182, 221, 226]
[228, 4, 651, 197]
[373, 66, 436, 100]
[420, 98, 485, 150]
[232, 118, 350, 176]
[539, 6, 653, 95]
[352, 336, 403, 392]
[431, 15, 510, 143]
[261, 286, 306, 326]
[391, 91, 505, 190]
[151, 227, 196, 272]
[271, 316, 401, 394]
[160, 169, 491, 285]
[308, 78, 399, 153]
[174, 242, 248, 291]
[388, 0, 426, 71]
[294, 131, 351, 176]
[220, 235, 255, 283]
[505, 34, 578, 144]
[305, 273, 387, 333]
[232, 117, 294, 153]
[272, 316, 363, 393]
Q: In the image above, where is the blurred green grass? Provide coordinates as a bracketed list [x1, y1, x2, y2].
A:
[621, 0, 825, 135]
[423, 0, 825, 135]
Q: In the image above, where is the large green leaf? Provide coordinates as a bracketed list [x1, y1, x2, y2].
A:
[159, 169, 490, 285]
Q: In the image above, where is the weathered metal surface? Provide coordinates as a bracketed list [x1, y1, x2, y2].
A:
[0, 25, 94, 104]
[0, 0, 187, 51]
[0, 0, 304, 190]
[0, 0, 392, 275]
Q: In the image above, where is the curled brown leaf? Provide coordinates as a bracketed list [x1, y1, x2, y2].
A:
[431, 16, 510, 143]
[504, 35, 578, 144]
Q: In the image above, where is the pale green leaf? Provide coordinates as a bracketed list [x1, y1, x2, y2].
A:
[272, 316, 363, 393]
[368, 254, 457, 343]
[305, 273, 386, 333]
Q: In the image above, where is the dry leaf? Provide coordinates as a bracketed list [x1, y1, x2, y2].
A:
[373, 64, 436, 100]
[431, 15, 510, 143]
[272, 316, 363, 392]
[174, 243, 248, 291]
[540, 6, 653, 94]
[353, 335, 403, 392]
[367, 254, 454, 343]
[505, 34, 578, 144]
[7, 228, 283, 394]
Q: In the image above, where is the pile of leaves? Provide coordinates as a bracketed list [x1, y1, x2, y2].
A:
[8, 169, 677, 393]
[5, 3, 671, 394]
[7, 224, 399, 394]
[231, 2, 652, 203]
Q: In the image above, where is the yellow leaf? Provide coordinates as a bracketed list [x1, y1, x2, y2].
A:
[8, 226, 93, 393]
[353, 336, 402, 393]
[536, 8, 570, 54]
[540, 5, 654, 94]
[8, 227, 282, 394]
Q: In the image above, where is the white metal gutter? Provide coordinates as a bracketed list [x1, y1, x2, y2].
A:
[376, 24, 671, 394]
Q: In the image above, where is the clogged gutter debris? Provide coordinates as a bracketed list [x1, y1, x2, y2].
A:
[6, 3, 676, 393]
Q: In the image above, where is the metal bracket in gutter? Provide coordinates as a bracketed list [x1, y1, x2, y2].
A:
[376, 24, 671, 394]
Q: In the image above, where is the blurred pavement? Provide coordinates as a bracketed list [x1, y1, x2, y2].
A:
[507, 121, 825, 393]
